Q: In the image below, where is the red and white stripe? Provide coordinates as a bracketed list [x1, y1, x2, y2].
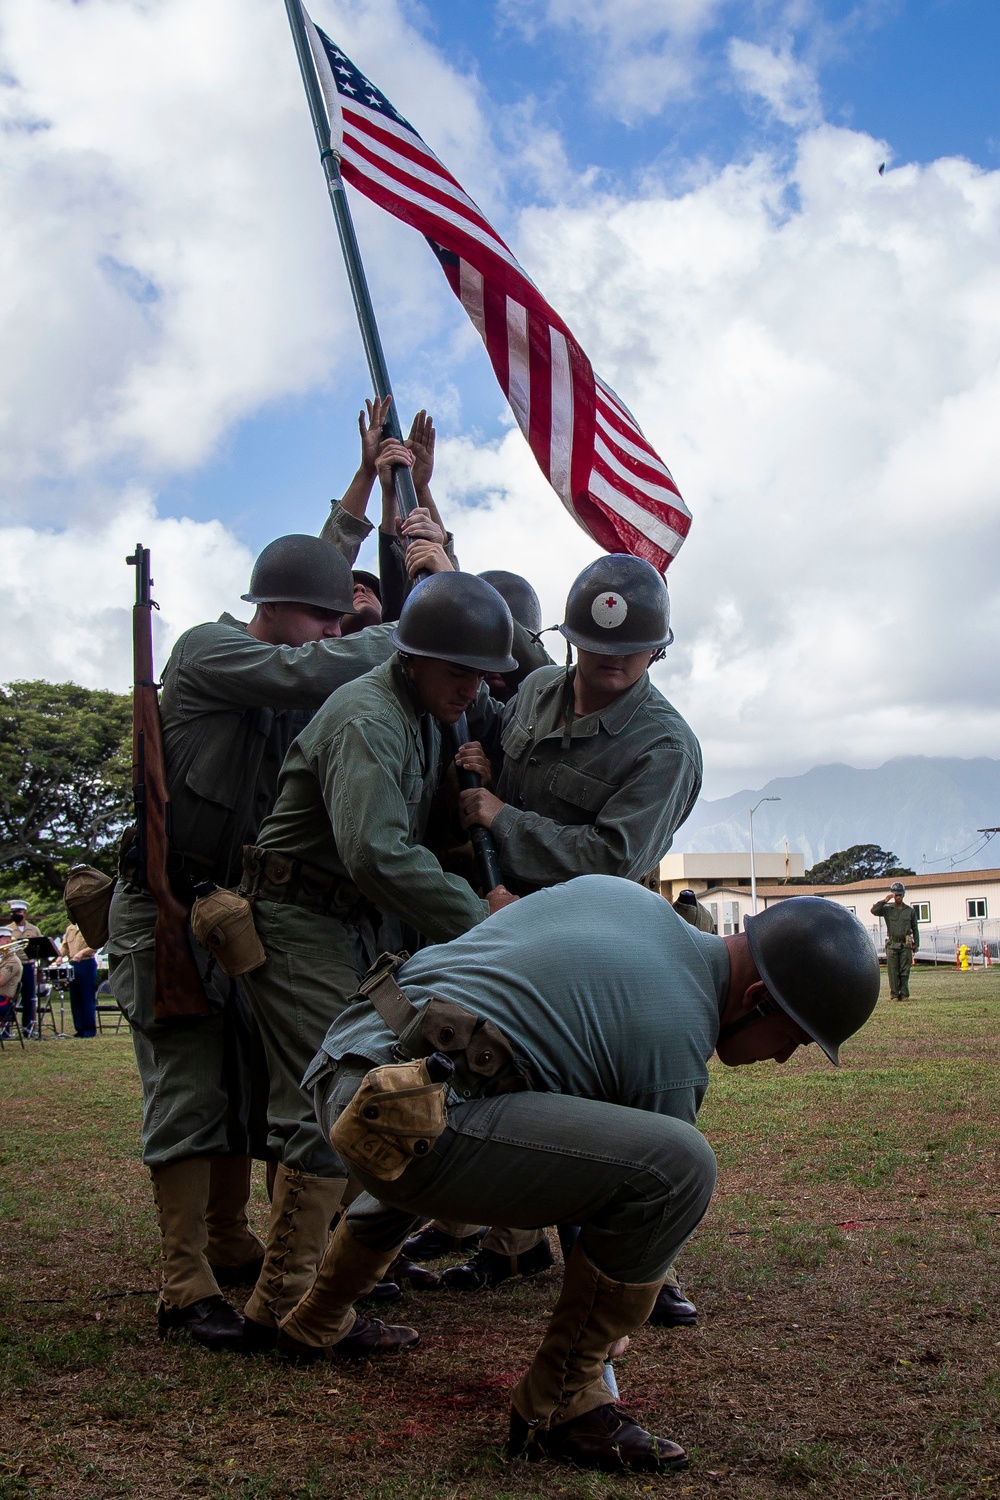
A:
[313, 21, 692, 571]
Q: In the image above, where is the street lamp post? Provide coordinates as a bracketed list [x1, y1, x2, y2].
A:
[749, 797, 781, 915]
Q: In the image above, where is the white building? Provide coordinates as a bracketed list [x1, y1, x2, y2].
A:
[657, 851, 805, 904]
[752, 867, 1000, 961]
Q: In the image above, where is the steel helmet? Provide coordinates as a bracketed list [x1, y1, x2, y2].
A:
[390, 573, 518, 674]
[352, 569, 382, 602]
[478, 571, 543, 635]
[889, 880, 906, 895]
[242, 535, 355, 613]
[559, 554, 673, 656]
[744, 897, 880, 1066]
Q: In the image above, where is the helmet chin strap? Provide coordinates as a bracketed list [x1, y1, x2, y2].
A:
[716, 993, 780, 1046]
[560, 636, 576, 751]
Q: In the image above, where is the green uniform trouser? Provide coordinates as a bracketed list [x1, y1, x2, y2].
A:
[241, 900, 377, 1178]
[316, 1064, 717, 1285]
[108, 887, 256, 1167]
[887, 942, 913, 998]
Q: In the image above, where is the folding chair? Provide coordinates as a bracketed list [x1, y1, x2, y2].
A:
[96, 979, 124, 1034]
[0, 996, 25, 1051]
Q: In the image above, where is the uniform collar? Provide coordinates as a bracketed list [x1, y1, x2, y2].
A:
[384, 654, 424, 733]
[535, 666, 651, 739]
[218, 612, 249, 631]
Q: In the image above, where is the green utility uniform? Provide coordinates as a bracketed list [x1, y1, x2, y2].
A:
[108, 614, 397, 1169]
[320, 501, 373, 563]
[434, 664, 701, 1260]
[476, 664, 702, 891]
[870, 897, 919, 998]
[240, 655, 489, 1179]
[320, 500, 459, 572]
[308, 876, 721, 1281]
[673, 897, 716, 933]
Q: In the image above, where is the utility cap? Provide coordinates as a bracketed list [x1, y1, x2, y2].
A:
[559, 554, 673, 656]
[242, 535, 355, 614]
[390, 573, 517, 674]
[477, 571, 542, 635]
[744, 897, 880, 1066]
[889, 881, 906, 895]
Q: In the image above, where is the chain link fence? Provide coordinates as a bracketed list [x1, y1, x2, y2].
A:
[863, 918, 1000, 966]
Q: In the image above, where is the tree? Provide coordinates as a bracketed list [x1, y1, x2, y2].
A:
[0, 681, 132, 920]
[804, 844, 915, 885]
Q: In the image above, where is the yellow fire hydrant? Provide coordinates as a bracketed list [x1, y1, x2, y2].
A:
[958, 944, 970, 971]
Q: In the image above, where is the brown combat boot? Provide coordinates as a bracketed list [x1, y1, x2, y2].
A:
[150, 1158, 243, 1352]
[242, 1165, 346, 1349]
[277, 1218, 419, 1361]
[205, 1154, 265, 1287]
[507, 1242, 687, 1472]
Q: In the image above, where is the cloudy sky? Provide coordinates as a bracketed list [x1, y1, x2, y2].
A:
[2, 0, 999, 796]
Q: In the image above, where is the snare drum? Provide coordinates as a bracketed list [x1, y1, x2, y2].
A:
[46, 962, 75, 986]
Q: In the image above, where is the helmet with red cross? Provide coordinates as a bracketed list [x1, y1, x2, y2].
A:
[558, 554, 673, 656]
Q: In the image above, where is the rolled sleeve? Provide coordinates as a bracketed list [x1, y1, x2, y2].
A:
[320, 501, 373, 566]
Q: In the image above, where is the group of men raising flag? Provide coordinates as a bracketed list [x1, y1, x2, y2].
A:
[98, 10, 882, 1475]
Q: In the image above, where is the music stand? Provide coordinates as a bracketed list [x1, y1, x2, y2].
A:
[25, 937, 63, 1038]
[25, 936, 59, 962]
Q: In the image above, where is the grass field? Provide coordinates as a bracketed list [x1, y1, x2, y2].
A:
[2, 966, 999, 1499]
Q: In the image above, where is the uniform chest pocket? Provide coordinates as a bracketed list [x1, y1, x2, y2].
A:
[549, 764, 615, 814]
[500, 719, 533, 762]
[399, 771, 425, 809]
[185, 708, 274, 811]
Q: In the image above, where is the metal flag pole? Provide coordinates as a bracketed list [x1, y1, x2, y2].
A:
[283, 0, 417, 522]
[283, 0, 503, 895]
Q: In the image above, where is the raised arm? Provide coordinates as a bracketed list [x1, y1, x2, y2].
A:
[319, 396, 393, 563]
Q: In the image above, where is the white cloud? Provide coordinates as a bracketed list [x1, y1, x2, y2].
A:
[437, 128, 1000, 793]
[0, 0, 495, 504]
[4, 0, 1000, 807]
[433, 425, 598, 625]
[728, 37, 821, 127]
[2, 496, 253, 689]
[499, 0, 723, 120]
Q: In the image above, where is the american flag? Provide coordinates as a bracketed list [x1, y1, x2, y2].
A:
[303, 11, 692, 571]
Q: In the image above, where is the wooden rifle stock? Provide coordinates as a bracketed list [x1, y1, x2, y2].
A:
[128, 544, 210, 1022]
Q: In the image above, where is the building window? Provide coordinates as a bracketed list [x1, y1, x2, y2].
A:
[914, 902, 931, 922]
[709, 903, 719, 929]
[723, 901, 740, 936]
[967, 898, 988, 920]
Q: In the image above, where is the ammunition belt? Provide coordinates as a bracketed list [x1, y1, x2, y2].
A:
[240, 845, 377, 924]
[118, 825, 214, 903]
[359, 951, 533, 1102]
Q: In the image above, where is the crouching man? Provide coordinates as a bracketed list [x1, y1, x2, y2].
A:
[277, 878, 879, 1474]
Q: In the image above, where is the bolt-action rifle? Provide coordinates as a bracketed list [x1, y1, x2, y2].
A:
[127, 544, 210, 1022]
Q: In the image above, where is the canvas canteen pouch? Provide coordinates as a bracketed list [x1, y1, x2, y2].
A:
[190, 885, 266, 976]
[331, 1057, 449, 1182]
[63, 865, 116, 949]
